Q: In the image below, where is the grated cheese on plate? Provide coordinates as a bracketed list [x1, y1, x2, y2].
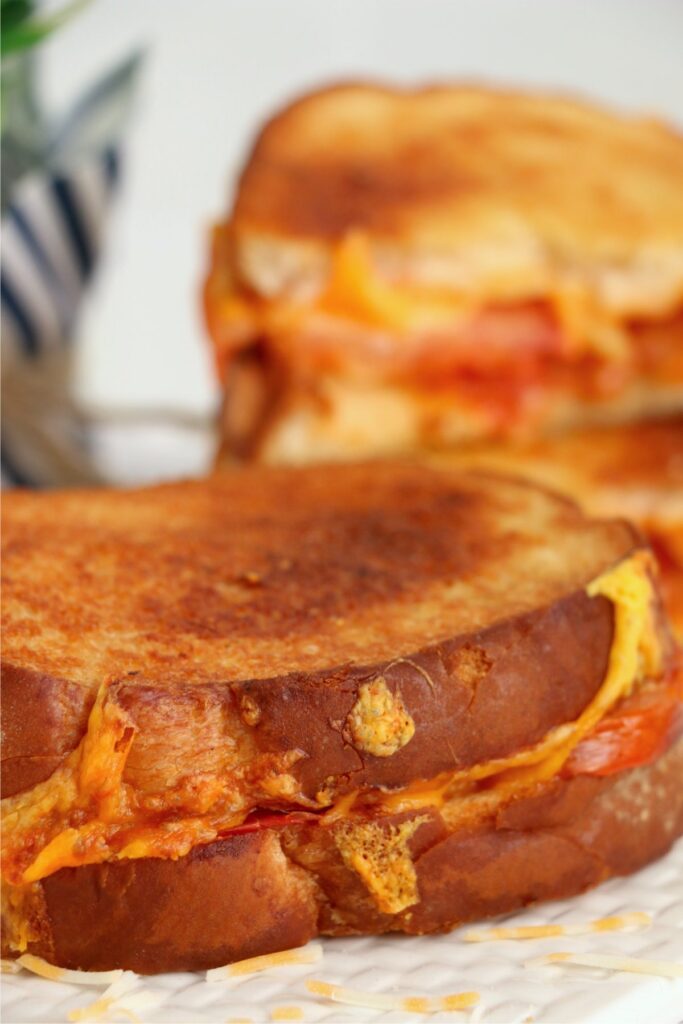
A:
[525, 952, 683, 978]
[16, 955, 124, 986]
[464, 911, 651, 942]
[67, 976, 166, 1023]
[305, 979, 479, 1013]
[206, 942, 322, 981]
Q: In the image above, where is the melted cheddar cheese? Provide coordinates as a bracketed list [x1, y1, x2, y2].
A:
[319, 233, 631, 361]
[333, 816, 428, 914]
[351, 550, 663, 821]
[207, 230, 653, 366]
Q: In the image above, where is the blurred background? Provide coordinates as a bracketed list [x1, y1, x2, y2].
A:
[3, 0, 683, 484]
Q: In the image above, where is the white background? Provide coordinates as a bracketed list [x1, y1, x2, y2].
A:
[36, 0, 683, 479]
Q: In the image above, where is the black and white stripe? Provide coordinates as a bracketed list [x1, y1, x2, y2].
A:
[1, 145, 121, 486]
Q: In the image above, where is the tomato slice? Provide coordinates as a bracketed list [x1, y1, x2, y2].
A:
[563, 680, 683, 779]
[222, 810, 319, 837]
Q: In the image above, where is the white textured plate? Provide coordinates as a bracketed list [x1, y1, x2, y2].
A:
[3, 839, 682, 1024]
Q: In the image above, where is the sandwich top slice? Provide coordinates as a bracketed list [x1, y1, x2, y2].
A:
[204, 82, 683, 462]
[2, 463, 681, 973]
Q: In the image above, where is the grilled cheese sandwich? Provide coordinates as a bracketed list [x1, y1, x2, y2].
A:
[2, 464, 681, 972]
[0, 548, 664, 888]
[204, 83, 683, 463]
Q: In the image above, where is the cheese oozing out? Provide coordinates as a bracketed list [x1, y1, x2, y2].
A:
[0, 550, 667, 901]
[341, 549, 665, 823]
[208, 230, 680, 369]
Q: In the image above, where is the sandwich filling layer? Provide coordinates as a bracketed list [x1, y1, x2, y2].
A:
[2, 551, 679, 929]
[206, 229, 683, 443]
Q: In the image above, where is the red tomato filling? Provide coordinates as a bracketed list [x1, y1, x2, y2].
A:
[563, 677, 683, 779]
[224, 810, 319, 836]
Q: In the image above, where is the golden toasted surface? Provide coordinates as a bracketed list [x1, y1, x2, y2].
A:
[430, 417, 683, 636]
[2, 463, 638, 690]
[231, 82, 683, 315]
[431, 416, 683, 524]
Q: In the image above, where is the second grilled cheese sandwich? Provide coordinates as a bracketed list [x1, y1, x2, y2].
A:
[204, 82, 683, 462]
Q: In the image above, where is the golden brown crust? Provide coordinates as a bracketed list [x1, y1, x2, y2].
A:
[23, 831, 319, 974]
[0, 586, 616, 805]
[431, 416, 683, 525]
[10, 740, 682, 973]
[429, 416, 683, 635]
[406, 737, 683, 934]
[233, 588, 614, 799]
[0, 666, 92, 797]
[230, 82, 683, 317]
[2, 464, 640, 801]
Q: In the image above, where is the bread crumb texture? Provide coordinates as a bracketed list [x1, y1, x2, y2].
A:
[333, 816, 426, 913]
[346, 678, 415, 757]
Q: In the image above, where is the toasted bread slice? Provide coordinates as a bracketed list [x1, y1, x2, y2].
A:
[3, 463, 649, 687]
[428, 417, 683, 634]
[1, 464, 650, 797]
[229, 84, 683, 314]
[204, 83, 683, 455]
[1, 463, 678, 971]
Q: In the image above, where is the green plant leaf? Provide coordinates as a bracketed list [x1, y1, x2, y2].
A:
[1, 0, 90, 58]
[2, 0, 34, 34]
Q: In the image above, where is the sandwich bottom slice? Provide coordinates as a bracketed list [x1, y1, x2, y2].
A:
[1, 463, 682, 974]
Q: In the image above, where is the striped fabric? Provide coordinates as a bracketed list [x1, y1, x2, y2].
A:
[1, 146, 121, 487]
[1, 46, 140, 487]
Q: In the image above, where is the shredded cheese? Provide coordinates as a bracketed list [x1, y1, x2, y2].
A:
[525, 952, 683, 978]
[464, 912, 651, 942]
[66, 976, 165, 1023]
[305, 980, 479, 1013]
[16, 954, 126, 987]
[15, 954, 64, 982]
[9, 958, 161, 1024]
[206, 943, 323, 981]
[270, 1008, 304, 1022]
[67, 997, 117, 1022]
